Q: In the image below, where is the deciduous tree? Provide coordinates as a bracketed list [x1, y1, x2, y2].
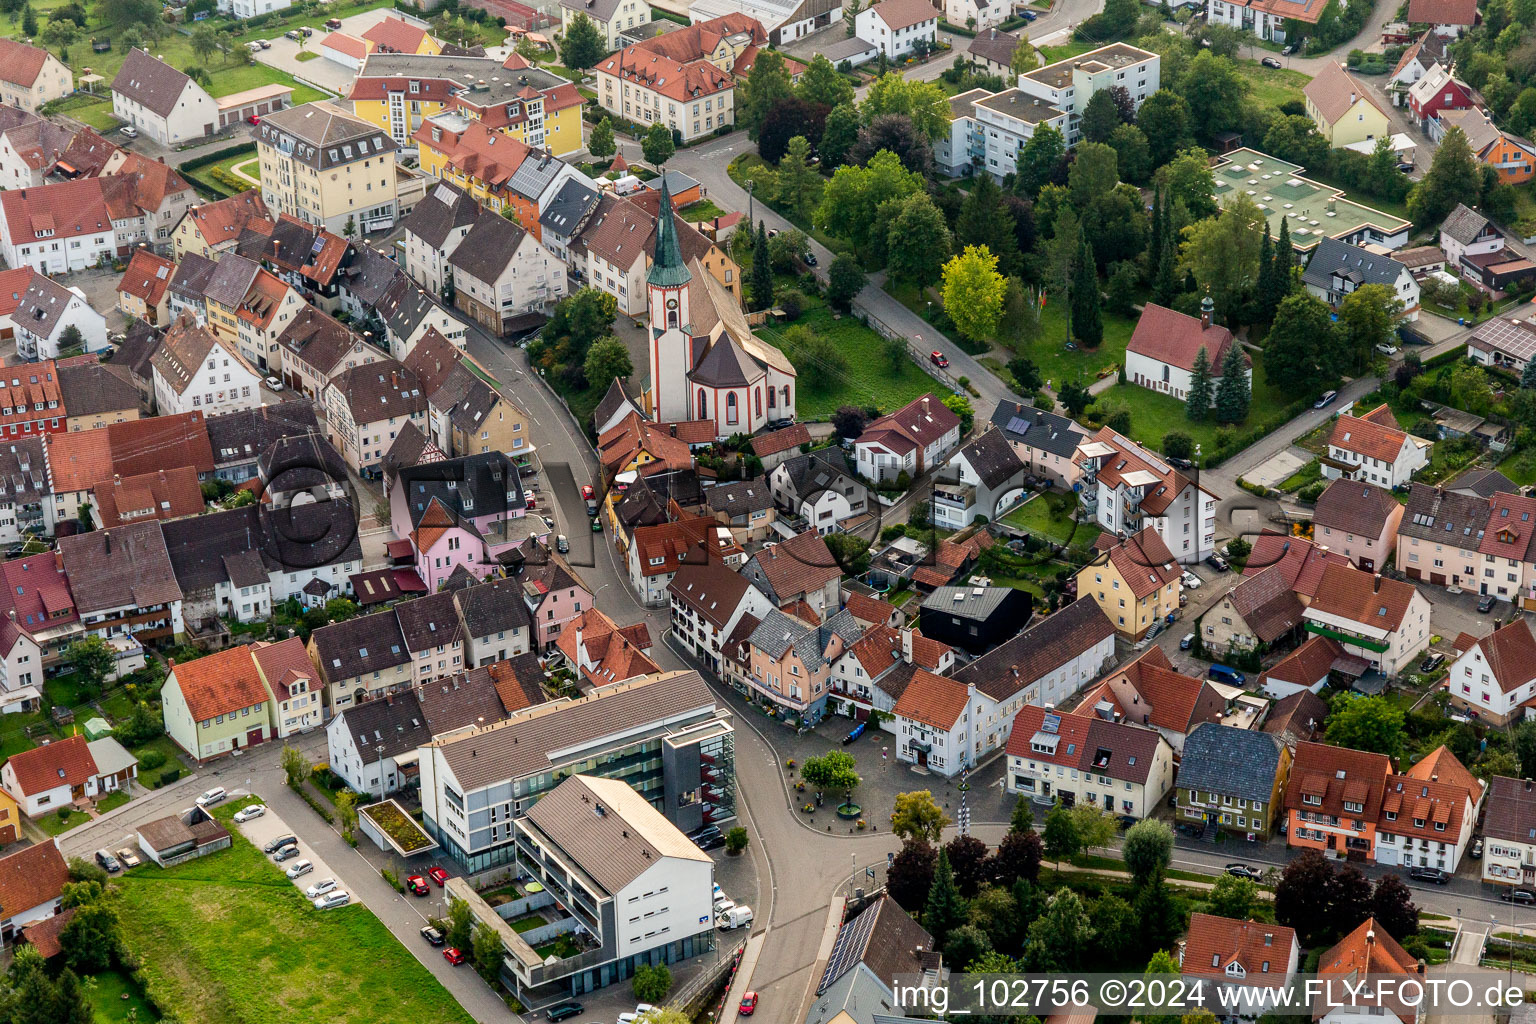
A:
[817, 150, 924, 251]
[1137, 90, 1192, 169]
[1325, 693, 1406, 758]
[887, 191, 952, 287]
[942, 245, 1008, 342]
[588, 118, 615, 161]
[848, 113, 933, 176]
[820, 102, 861, 167]
[1207, 873, 1258, 919]
[741, 49, 794, 139]
[1014, 124, 1065, 199]
[888, 839, 937, 911]
[583, 335, 633, 389]
[1023, 890, 1095, 971]
[827, 254, 866, 312]
[945, 834, 991, 898]
[797, 53, 855, 109]
[1371, 873, 1420, 941]
[891, 790, 951, 843]
[641, 121, 675, 166]
[66, 635, 115, 698]
[1265, 291, 1339, 395]
[993, 829, 1043, 887]
[1122, 819, 1173, 888]
[861, 73, 950, 140]
[1042, 801, 1080, 862]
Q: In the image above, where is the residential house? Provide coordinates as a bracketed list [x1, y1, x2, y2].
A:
[445, 213, 566, 335]
[1389, 29, 1451, 88]
[739, 530, 842, 619]
[1176, 723, 1291, 839]
[116, 249, 175, 326]
[1408, 62, 1478, 126]
[252, 636, 322, 738]
[323, 359, 428, 475]
[1396, 483, 1491, 591]
[198, 252, 306, 372]
[15, 273, 108, 361]
[400, 181, 480, 297]
[965, 28, 1023, 75]
[389, 451, 532, 589]
[0, 790, 17, 843]
[0, 841, 67, 941]
[277, 305, 387, 399]
[575, 191, 741, 317]
[1125, 298, 1249, 404]
[0, 178, 116, 274]
[1444, 620, 1536, 722]
[203, 400, 321, 484]
[1203, 563, 1306, 657]
[0, 115, 112, 191]
[1075, 426, 1217, 564]
[705, 480, 776, 544]
[767, 448, 869, 537]
[236, 213, 350, 310]
[98, 149, 199, 254]
[160, 644, 275, 761]
[1439, 203, 1505, 266]
[1076, 528, 1183, 640]
[1407, 0, 1477, 36]
[514, 542, 593, 651]
[539, 177, 601, 265]
[932, 427, 1027, 530]
[0, 40, 74, 113]
[1079, 646, 1264, 752]
[308, 610, 413, 714]
[1481, 775, 1536, 889]
[555, 606, 659, 689]
[1305, 61, 1392, 148]
[1323, 404, 1430, 488]
[1205, 0, 1329, 43]
[1380, 746, 1484, 870]
[0, 734, 136, 816]
[917, 585, 1032, 654]
[1261, 636, 1349, 700]
[254, 102, 399, 234]
[1005, 703, 1176, 816]
[1301, 237, 1422, 320]
[416, 670, 733, 870]
[807, 897, 936, 1024]
[427, 359, 533, 461]
[855, 0, 938, 58]
[453, 575, 533, 666]
[166, 253, 216, 324]
[947, 596, 1116, 715]
[745, 606, 862, 719]
[1435, 105, 1536, 185]
[90, 466, 203, 529]
[992, 41, 1159, 149]
[150, 314, 263, 418]
[171, 190, 272, 261]
[854, 393, 963, 485]
[1476, 490, 1536, 607]
[396, 590, 467, 686]
[668, 560, 774, 675]
[1263, 686, 1330, 743]
[626, 513, 742, 606]
[1303, 561, 1432, 676]
[1312, 479, 1405, 571]
[749, 422, 810, 473]
[989, 401, 1088, 490]
[1180, 915, 1301, 1020]
[558, 0, 651, 49]
[1285, 739, 1393, 860]
[55, 519, 182, 646]
[112, 50, 219, 147]
[890, 668, 984, 776]
[944, 0, 1004, 31]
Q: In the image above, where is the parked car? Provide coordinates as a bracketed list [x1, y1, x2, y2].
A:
[1375, 343, 1400, 356]
[406, 874, 429, 896]
[1261, 56, 1282, 68]
[443, 947, 466, 965]
[285, 29, 302, 39]
[298, 26, 313, 35]
[233, 804, 266, 823]
[114, 847, 141, 869]
[286, 859, 314, 879]
[1420, 653, 1446, 673]
[196, 786, 227, 806]
[556, 534, 569, 554]
[1181, 571, 1202, 589]
[428, 865, 449, 886]
[1479, 594, 1498, 613]
[421, 925, 445, 946]
[930, 350, 949, 368]
[1209, 664, 1246, 686]
[547, 1003, 584, 1022]
[263, 834, 299, 854]
[246, 41, 263, 52]
[1408, 866, 1450, 884]
[325, 17, 342, 27]
[718, 905, 754, 929]
[257, 38, 271, 48]
[525, 494, 537, 510]
[1282, 42, 1298, 54]
[313, 890, 351, 909]
[696, 829, 726, 850]
[306, 878, 338, 899]
[1472, 838, 1484, 859]
[273, 845, 301, 863]
[740, 993, 759, 1016]
[1225, 863, 1263, 881]
[94, 849, 122, 873]
[1179, 632, 1195, 651]
[1022, 8, 1037, 18]
[119, 125, 138, 139]
[591, 516, 603, 533]
[768, 418, 795, 430]
[1502, 888, 1536, 904]
[247, 115, 261, 125]
[1314, 389, 1338, 409]
[1206, 553, 1231, 573]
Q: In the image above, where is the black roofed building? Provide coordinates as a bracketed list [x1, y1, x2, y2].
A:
[388, 451, 534, 590]
[445, 214, 565, 336]
[1176, 722, 1292, 840]
[933, 426, 1027, 530]
[58, 362, 140, 432]
[204, 399, 321, 484]
[918, 585, 1032, 654]
[165, 252, 216, 325]
[767, 447, 869, 536]
[1301, 237, 1422, 320]
[988, 400, 1090, 489]
[379, 420, 445, 495]
[453, 575, 534, 666]
[308, 609, 412, 712]
[323, 358, 427, 476]
[107, 321, 162, 405]
[539, 177, 601, 265]
[950, 595, 1116, 710]
[400, 182, 481, 297]
[425, 360, 535, 465]
[56, 519, 182, 645]
[395, 590, 465, 687]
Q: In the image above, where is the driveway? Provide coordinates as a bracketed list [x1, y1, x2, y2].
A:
[253, 7, 411, 95]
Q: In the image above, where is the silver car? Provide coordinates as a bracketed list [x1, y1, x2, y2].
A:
[286, 859, 314, 879]
[313, 890, 351, 909]
[273, 845, 301, 863]
[233, 804, 266, 823]
[305, 878, 338, 899]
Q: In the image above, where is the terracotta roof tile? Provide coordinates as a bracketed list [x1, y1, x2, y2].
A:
[1328, 405, 1413, 464]
[1182, 913, 1296, 982]
[0, 841, 67, 922]
[892, 668, 969, 729]
[1306, 561, 1419, 631]
[1127, 303, 1240, 372]
[4, 734, 96, 795]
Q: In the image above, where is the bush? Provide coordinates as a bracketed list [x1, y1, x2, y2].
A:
[157, 767, 182, 787]
[778, 289, 805, 321]
[1298, 480, 1327, 502]
[137, 750, 167, 771]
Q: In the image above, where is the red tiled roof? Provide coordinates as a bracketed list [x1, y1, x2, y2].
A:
[0, 841, 67, 921]
[1306, 561, 1419, 631]
[1127, 303, 1240, 372]
[1407, 0, 1477, 24]
[845, 592, 900, 627]
[867, 0, 939, 31]
[363, 16, 433, 53]
[750, 531, 841, 599]
[892, 668, 969, 730]
[4, 734, 97, 795]
[182, 191, 272, 249]
[596, 48, 734, 104]
[413, 117, 534, 193]
[117, 249, 175, 306]
[44, 428, 113, 494]
[323, 31, 369, 59]
[168, 645, 269, 722]
[1259, 635, 1343, 692]
[0, 178, 112, 244]
[751, 423, 810, 457]
[93, 466, 204, 528]
[0, 39, 55, 88]
[0, 359, 62, 433]
[108, 411, 214, 477]
[1094, 527, 1181, 601]
[1182, 913, 1296, 982]
[1245, 531, 1348, 599]
[21, 906, 74, 959]
[1329, 405, 1411, 463]
[1284, 739, 1393, 818]
[1459, 620, 1536, 693]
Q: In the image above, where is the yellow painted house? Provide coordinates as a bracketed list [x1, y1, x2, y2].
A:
[1304, 61, 1391, 149]
[349, 53, 584, 158]
[1076, 528, 1184, 640]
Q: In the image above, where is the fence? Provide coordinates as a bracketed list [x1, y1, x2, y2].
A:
[854, 303, 970, 398]
[670, 937, 748, 1019]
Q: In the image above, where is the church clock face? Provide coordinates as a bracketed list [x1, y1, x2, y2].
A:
[666, 298, 678, 310]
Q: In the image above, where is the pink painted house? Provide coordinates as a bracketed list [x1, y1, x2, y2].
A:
[389, 452, 548, 591]
[503, 538, 595, 650]
[1311, 479, 1405, 573]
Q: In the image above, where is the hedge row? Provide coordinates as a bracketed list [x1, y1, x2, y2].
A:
[178, 143, 259, 174]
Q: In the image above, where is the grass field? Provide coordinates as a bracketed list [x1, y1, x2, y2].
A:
[116, 797, 478, 1024]
[88, 968, 161, 1023]
[1000, 490, 1083, 545]
[758, 304, 940, 419]
[1234, 59, 1311, 117]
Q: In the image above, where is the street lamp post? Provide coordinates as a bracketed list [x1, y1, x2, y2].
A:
[745, 179, 756, 227]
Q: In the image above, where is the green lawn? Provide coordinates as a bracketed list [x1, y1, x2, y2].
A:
[294, 50, 320, 62]
[1088, 349, 1300, 455]
[1279, 458, 1322, 492]
[1039, 39, 1095, 63]
[1234, 59, 1311, 118]
[1499, 447, 1536, 486]
[681, 199, 727, 223]
[116, 798, 478, 1024]
[1023, 301, 1138, 391]
[1000, 490, 1087, 545]
[36, 807, 88, 836]
[757, 304, 939, 420]
[97, 789, 131, 813]
[206, 63, 327, 105]
[131, 735, 187, 790]
[87, 968, 160, 1023]
[982, 560, 1075, 599]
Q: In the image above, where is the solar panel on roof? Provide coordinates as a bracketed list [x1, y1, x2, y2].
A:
[1042, 712, 1060, 734]
[1006, 416, 1032, 435]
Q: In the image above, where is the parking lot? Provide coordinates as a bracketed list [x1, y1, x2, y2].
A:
[233, 802, 358, 908]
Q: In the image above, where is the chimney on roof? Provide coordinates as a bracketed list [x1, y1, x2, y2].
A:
[168, 658, 175, 670]
[1374, 573, 1382, 592]
[104, 533, 110, 554]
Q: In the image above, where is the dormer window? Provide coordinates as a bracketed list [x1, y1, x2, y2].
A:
[1343, 801, 1363, 813]
[1384, 810, 1397, 820]
[1302, 794, 1322, 806]
[1413, 817, 1425, 828]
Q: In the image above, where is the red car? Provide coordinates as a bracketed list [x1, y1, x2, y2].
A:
[525, 494, 536, 510]
[740, 992, 758, 1016]
[427, 865, 449, 887]
[247, 115, 260, 125]
[929, 351, 948, 368]
[406, 874, 429, 896]
[443, 947, 466, 966]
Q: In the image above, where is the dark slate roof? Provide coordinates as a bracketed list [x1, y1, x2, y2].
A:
[952, 596, 1114, 701]
[988, 400, 1086, 458]
[705, 480, 773, 516]
[957, 426, 1025, 489]
[418, 665, 511, 733]
[57, 520, 180, 613]
[429, 363, 500, 434]
[919, 585, 1014, 622]
[312, 610, 409, 680]
[57, 362, 138, 418]
[256, 431, 349, 494]
[112, 50, 195, 118]
[453, 576, 531, 638]
[777, 448, 859, 502]
[1399, 483, 1490, 544]
[206, 400, 320, 467]
[109, 321, 161, 382]
[339, 242, 404, 308]
[748, 606, 861, 671]
[689, 337, 758, 388]
[1177, 722, 1285, 802]
[401, 181, 480, 250]
[1483, 775, 1536, 845]
[380, 420, 437, 482]
[161, 501, 363, 592]
[338, 690, 429, 760]
[167, 252, 217, 303]
[255, 102, 397, 172]
[1302, 237, 1408, 291]
[817, 895, 934, 994]
[1450, 467, 1517, 498]
[329, 359, 426, 423]
[394, 589, 463, 652]
[399, 452, 526, 529]
[1441, 203, 1495, 246]
[540, 177, 601, 239]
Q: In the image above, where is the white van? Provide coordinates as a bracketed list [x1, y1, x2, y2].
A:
[717, 904, 753, 930]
